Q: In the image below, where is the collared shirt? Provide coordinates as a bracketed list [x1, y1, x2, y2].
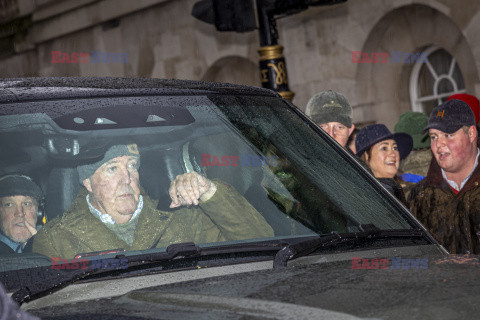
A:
[0, 232, 24, 253]
[441, 148, 480, 192]
[86, 194, 143, 224]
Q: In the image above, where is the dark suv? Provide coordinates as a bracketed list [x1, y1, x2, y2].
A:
[1, 77, 475, 320]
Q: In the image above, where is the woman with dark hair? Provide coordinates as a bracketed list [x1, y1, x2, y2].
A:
[355, 124, 413, 205]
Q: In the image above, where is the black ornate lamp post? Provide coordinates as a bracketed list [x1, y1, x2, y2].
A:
[192, 0, 347, 101]
[256, 1, 293, 100]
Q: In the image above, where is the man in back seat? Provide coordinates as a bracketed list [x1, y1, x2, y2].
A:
[32, 144, 273, 259]
[0, 175, 42, 254]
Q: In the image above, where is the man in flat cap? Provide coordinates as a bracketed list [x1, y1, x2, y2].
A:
[408, 99, 480, 254]
[0, 175, 42, 254]
[33, 144, 273, 259]
[306, 90, 355, 150]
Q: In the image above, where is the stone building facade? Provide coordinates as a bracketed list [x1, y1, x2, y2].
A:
[1, 0, 479, 128]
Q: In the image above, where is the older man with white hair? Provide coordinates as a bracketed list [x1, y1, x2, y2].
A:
[33, 144, 273, 258]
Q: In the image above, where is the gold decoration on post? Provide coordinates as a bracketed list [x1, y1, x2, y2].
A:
[279, 91, 295, 101]
[258, 44, 295, 101]
[258, 45, 284, 61]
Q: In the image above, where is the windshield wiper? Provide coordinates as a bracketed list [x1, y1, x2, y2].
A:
[12, 240, 291, 305]
[12, 242, 201, 305]
[13, 227, 422, 304]
[273, 224, 426, 268]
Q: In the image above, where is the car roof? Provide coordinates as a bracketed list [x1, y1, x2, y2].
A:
[0, 77, 279, 103]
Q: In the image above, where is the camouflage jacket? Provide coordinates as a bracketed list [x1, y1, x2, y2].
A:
[408, 159, 480, 254]
[398, 149, 433, 200]
[399, 148, 432, 177]
[33, 182, 274, 259]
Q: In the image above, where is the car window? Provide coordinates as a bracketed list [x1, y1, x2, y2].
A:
[0, 93, 415, 278]
[210, 95, 411, 231]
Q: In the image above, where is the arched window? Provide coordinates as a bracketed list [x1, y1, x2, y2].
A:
[410, 46, 466, 115]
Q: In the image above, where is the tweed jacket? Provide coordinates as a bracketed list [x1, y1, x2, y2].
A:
[33, 182, 274, 259]
[408, 158, 480, 254]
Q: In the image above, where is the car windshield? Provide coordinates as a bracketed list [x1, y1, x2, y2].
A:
[0, 92, 417, 279]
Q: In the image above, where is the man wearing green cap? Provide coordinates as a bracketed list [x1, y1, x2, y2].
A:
[394, 111, 433, 199]
[306, 90, 355, 149]
[32, 144, 273, 259]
